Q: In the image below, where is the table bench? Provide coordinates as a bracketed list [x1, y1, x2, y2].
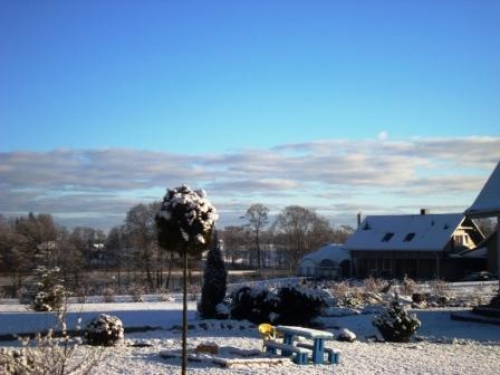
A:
[275, 325, 336, 365]
[296, 342, 340, 364]
[263, 340, 310, 365]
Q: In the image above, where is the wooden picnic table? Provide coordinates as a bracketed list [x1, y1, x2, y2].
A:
[274, 325, 334, 365]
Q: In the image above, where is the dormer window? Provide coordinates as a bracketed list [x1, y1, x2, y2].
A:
[381, 232, 394, 242]
[404, 232, 416, 242]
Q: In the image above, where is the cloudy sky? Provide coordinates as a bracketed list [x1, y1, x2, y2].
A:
[1, 1, 499, 231]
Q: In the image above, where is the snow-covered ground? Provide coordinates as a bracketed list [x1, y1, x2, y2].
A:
[1, 283, 500, 374]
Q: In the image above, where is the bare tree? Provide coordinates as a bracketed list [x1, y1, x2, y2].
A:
[221, 225, 251, 267]
[124, 202, 161, 290]
[242, 203, 269, 271]
[274, 205, 334, 272]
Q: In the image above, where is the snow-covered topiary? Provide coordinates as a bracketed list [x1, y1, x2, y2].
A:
[373, 297, 421, 342]
[155, 185, 219, 254]
[85, 314, 124, 346]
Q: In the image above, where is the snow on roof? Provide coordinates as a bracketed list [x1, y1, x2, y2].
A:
[465, 161, 500, 218]
[344, 213, 464, 251]
[300, 244, 350, 265]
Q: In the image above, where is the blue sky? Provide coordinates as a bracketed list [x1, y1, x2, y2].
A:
[1, 1, 499, 231]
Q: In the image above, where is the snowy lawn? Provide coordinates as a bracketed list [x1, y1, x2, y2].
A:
[1, 286, 500, 374]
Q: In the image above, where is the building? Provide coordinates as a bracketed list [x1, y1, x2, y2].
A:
[465, 160, 500, 280]
[297, 244, 351, 279]
[344, 210, 485, 280]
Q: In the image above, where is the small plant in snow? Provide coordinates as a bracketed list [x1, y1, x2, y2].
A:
[101, 287, 115, 303]
[373, 297, 421, 342]
[75, 286, 88, 303]
[430, 279, 449, 298]
[30, 266, 68, 312]
[128, 283, 145, 302]
[402, 276, 416, 296]
[85, 314, 124, 347]
[0, 305, 101, 374]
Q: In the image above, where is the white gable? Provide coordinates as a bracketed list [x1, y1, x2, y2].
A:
[465, 161, 500, 218]
[344, 213, 464, 251]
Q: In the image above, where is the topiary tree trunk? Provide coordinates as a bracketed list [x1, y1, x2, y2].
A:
[155, 185, 218, 375]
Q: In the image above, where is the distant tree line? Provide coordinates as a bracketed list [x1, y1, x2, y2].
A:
[0, 203, 355, 297]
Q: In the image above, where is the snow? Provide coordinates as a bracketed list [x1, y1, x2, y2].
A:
[1, 285, 500, 374]
[299, 244, 350, 265]
[345, 213, 466, 251]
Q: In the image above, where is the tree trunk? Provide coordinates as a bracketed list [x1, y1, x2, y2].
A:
[182, 248, 188, 375]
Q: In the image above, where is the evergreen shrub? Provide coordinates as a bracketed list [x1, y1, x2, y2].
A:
[276, 286, 327, 326]
[373, 298, 421, 342]
[229, 284, 328, 326]
[30, 267, 67, 312]
[198, 237, 227, 319]
[229, 286, 279, 324]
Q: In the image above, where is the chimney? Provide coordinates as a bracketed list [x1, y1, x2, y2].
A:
[420, 208, 429, 215]
[357, 212, 362, 228]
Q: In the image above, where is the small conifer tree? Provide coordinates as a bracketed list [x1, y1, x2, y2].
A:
[199, 232, 227, 319]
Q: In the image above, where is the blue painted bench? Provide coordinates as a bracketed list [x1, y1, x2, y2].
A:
[263, 340, 310, 365]
[275, 325, 335, 365]
[296, 342, 340, 364]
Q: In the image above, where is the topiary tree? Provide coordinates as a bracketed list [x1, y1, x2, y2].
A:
[155, 185, 218, 375]
[198, 232, 227, 319]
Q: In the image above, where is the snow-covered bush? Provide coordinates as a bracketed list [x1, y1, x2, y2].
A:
[230, 286, 279, 324]
[0, 347, 36, 374]
[1, 326, 101, 374]
[30, 266, 67, 312]
[229, 285, 329, 326]
[276, 286, 328, 326]
[373, 298, 421, 342]
[85, 314, 124, 346]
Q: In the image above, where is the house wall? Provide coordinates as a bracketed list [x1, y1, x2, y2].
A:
[352, 250, 442, 280]
[487, 233, 498, 273]
[352, 249, 487, 281]
[297, 259, 317, 277]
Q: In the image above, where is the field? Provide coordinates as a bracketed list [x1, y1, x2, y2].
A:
[1, 279, 499, 374]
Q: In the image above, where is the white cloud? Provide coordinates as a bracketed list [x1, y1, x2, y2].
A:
[0, 137, 499, 230]
[378, 130, 389, 141]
